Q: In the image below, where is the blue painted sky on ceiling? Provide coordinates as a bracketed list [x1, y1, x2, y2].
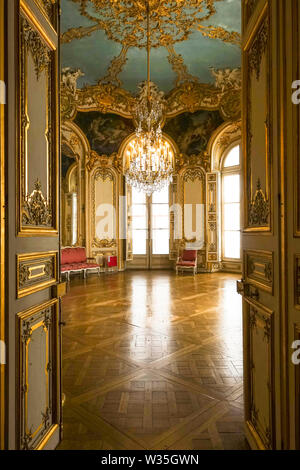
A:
[61, 0, 241, 93]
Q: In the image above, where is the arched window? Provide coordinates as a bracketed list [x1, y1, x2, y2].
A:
[221, 144, 241, 260]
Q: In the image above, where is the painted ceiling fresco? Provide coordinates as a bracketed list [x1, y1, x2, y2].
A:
[164, 110, 224, 156]
[74, 111, 135, 155]
[61, 0, 241, 94]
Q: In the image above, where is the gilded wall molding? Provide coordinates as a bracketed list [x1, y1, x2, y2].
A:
[91, 167, 117, 250]
[248, 17, 269, 81]
[23, 18, 51, 81]
[246, 0, 260, 25]
[176, 151, 211, 173]
[182, 167, 205, 183]
[86, 150, 122, 173]
[33, 0, 57, 27]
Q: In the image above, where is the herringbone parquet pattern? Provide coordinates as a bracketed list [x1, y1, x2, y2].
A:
[58, 271, 248, 450]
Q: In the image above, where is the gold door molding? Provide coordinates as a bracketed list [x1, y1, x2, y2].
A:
[32, 0, 58, 32]
[243, 2, 272, 232]
[244, 0, 260, 28]
[244, 250, 274, 294]
[292, 0, 300, 237]
[244, 299, 275, 450]
[17, 299, 60, 450]
[17, 5, 59, 236]
[0, 0, 5, 451]
[17, 251, 58, 298]
[295, 324, 300, 449]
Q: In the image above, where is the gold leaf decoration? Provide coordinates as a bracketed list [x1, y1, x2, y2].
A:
[22, 179, 52, 226]
[248, 179, 270, 227]
[22, 18, 51, 80]
[67, 0, 241, 48]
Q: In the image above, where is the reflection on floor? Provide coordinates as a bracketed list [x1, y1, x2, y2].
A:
[58, 271, 248, 450]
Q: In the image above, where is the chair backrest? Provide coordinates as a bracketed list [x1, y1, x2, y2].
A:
[61, 247, 87, 265]
[182, 249, 197, 262]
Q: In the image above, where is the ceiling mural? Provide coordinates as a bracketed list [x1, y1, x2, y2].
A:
[61, 0, 241, 93]
[164, 110, 224, 157]
[74, 111, 135, 155]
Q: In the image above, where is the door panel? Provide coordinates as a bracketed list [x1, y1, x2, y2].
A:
[283, 0, 300, 450]
[0, 0, 5, 451]
[240, 0, 281, 450]
[6, 0, 62, 450]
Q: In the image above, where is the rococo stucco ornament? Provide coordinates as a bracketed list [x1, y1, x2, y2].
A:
[64, 0, 241, 48]
[22, 179, 52, 226]
[22, 18, 51, 80]
[61, 76, 241, 123]
[248, 179, 270, 227]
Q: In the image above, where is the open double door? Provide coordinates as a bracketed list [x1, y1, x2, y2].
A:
[1, 0, 63, 450]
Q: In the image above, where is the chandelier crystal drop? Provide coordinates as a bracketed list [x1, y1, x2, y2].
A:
[123, 0, 174, 196]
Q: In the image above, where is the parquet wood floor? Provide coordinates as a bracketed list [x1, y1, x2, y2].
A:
[58, 271, 248, 450]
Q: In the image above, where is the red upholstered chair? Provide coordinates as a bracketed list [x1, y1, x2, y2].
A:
[176, 249, 197, 275]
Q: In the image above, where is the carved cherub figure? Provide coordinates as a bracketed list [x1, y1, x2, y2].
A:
[61, 67, 85, 94]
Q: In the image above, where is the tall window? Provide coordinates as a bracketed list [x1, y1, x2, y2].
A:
[222, 144, 241, 260]
[131, 186, 169, 256]
[151, 186, 169, 255]
[132, 188, 147, 255]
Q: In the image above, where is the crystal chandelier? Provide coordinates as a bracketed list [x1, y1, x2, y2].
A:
[124, 1, 174, 196]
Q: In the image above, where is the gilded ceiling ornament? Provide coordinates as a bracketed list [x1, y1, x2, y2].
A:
[61, 24, 102, 44]
[249, 17, 269, 81]
[165, 81, 219, 116]
[68, 0, 240, 48]
[248, 179, 270, 227]
[210, 67, 241, 92]
[22, 18, 51, 80]
[22, 179, 52, 226]
[200, 25, 241, 46]
[99, 45, 129, 88]
[61, 67, 85, 95]
[166, 45, 199, 87]
[76, 83, 136, 118]
[219, 89, 241, 121]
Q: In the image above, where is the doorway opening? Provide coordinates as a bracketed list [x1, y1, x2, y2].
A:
[131, 185, 170, 269]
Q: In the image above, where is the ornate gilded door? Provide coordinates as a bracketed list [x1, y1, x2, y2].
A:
[5, 0, 63, 450]
[239, 0, 282, 450]
[281, 0, 300, 451]
[0, 0, 5, 452]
